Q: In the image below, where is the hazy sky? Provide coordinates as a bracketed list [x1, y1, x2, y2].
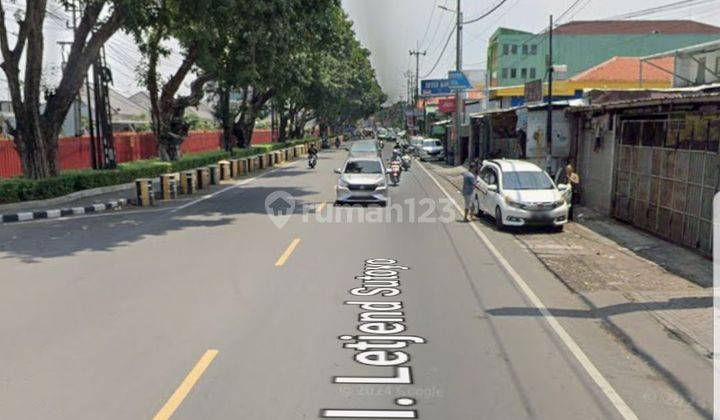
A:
[341, 0, 720, 102]
[2, 1, 720, 102]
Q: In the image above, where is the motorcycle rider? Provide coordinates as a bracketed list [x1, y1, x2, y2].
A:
[388, 158, 402, 185]
[392, 144, 403, 161]
[335, 137, 341, 149]
[308, 144, 319, 167]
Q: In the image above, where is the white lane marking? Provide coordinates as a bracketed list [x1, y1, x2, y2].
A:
[171, 161, 298, 213]
[321, 410, 416, 418]
[417, 161, 639, 420]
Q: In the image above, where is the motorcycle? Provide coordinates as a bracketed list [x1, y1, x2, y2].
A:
[335, 138, 341, 149]
[388, 160, 401, 186]
[308, 154, 318, 169]
[401, 154, 412, 171]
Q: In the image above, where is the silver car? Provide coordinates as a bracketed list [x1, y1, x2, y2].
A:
[334, 157, 389, 206]
[419, 138, 445, 161]
[348, 139, 381, 158]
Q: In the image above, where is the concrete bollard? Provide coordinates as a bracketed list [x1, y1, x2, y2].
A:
[196, 167, 211, 189]
[180, 171, 197, 194]
[237, 158, 247, 175]
[135, 178, 155, 207]
[219, 161, 231, 181]
[228, 159, 239, 178]
[160, 173, 179, 200]
[208, 164, 220, 185]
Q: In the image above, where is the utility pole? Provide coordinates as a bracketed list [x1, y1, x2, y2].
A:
[454, 0, 463, 165]
[409, 48, 426, 135]
[546, 15, 554, 174]
[92, 46, 116, 169]
[404, 70, 414, 131]
[62, 1, 83, 138]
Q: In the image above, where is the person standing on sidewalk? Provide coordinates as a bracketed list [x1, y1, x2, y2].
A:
[462, 163, 479, 222]
[556, 164, 581, 221]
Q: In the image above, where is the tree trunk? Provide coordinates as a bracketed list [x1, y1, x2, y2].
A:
[15, 121, 54, 179]
[158, 139, 181, 161]
[0, 2, 126, 178]
[279, 113, 289, 142]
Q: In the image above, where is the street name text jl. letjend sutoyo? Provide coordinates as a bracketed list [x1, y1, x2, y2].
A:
[321, 259, 426, 419]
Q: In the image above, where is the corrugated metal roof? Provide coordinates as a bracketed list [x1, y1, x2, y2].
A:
[642, 39, 720, 59]
[554, 20, 720, 35]
[570, 56, 674, 83]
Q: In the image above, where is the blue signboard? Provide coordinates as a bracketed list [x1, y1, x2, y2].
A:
[421, 79, 452, 97]
[448, 71, 472, 90]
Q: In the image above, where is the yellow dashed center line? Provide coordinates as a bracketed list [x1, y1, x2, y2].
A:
[153, 349, 219, 420]
[275, 238, 301, 267]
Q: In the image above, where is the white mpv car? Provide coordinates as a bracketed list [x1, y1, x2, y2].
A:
[474, 159, 570, 231]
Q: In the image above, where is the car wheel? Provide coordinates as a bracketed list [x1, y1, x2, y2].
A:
[495, 207, 505, 231]
[553, 225, 564, 233]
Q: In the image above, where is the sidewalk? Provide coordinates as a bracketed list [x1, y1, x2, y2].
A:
[424, 160, 713, 360]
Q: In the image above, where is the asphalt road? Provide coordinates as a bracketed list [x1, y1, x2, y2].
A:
[0, 145, 711, 419]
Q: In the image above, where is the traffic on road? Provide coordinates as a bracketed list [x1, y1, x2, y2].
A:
[0, 1, 715, 419]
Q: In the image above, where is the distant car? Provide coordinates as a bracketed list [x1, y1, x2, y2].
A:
[408, 136, 424, 155]
[377, 128, 390, 141]
[335, 157, 388, 206]
[387, 128, 398, 142]
[419, 138, 445, 162]
[348, 139, 381, 158]
[474, 159, 570, 231]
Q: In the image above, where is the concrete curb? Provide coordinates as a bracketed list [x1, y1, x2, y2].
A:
[1, 199, 128, 224]
[0, 182, 133, 213]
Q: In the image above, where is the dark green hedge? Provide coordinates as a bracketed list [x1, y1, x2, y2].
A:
[0, 137, 318, 204]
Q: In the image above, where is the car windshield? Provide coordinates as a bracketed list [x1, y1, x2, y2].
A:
[423, 140, 442, 147]
[350, 142, 377, 153]
[345, 160, 382, 174]
[503, 171, 555, 190]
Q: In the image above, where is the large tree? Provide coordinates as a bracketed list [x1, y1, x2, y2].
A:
[132, 0, 229, 160]
[297, 6, 385, 137]
[209, 0, 338, 148]
[0, 1, 148, 179]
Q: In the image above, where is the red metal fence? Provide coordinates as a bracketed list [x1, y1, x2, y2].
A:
[0, 129, 276, 178]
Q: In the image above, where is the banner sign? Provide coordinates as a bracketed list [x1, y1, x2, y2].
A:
[421, 79, 452, 97]
[438, 98, 456, 114]
[448, 71, 472, 90]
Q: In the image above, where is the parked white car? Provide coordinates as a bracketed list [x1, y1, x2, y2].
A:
[474, 159, 570, 231]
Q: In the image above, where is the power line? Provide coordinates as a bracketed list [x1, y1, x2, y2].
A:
[421, 24, 455, 79]
[463, 0, 510, 25]
[556, 0, 584, 23]
[604, 0, 717, 20]
[419, 0, 439, 49]
[423, 0, 452, 54]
